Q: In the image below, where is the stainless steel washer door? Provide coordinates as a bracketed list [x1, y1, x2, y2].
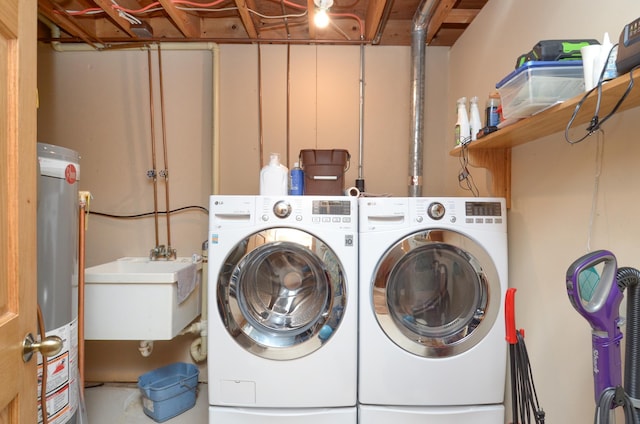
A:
[372, 229, 500, 358]
[218, 228, 346, 360]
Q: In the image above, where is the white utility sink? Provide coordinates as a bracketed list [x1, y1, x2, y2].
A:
[84, 257, 202, 341]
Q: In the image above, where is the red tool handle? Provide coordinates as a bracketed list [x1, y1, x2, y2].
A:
[505, 287, 517, 344]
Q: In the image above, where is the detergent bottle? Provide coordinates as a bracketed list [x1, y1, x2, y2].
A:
[469, 96, 482, 141]
[454, 97, 470, 146]
[260, 153, 288, 195]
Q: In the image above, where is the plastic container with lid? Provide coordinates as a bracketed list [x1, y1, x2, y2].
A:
[300, 149, 350, 195]
[496, 60, 584, 119]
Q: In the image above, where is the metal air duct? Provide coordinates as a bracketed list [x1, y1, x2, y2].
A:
[408, 0, 440, 197]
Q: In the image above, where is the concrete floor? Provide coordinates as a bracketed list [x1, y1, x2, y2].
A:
[83, 382, 209, 423]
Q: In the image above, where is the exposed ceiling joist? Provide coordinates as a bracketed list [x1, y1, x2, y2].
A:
[36, 0, 489, 47]
[158, 0, 201, 38]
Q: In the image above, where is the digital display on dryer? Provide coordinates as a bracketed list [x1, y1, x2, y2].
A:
[312, 200, 351, 215]
[465, 201, 502, 217]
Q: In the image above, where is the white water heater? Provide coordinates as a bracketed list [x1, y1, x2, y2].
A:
[37, 142, 81, 424]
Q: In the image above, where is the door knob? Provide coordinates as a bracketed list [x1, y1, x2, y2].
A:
[22, 333, 63, 362]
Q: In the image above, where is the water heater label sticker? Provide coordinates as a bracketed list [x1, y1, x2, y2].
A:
[65, 164, 77, 184]
[37, 319, 78, 424]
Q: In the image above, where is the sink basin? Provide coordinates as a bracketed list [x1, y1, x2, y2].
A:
[85, 256, 200, 283]
[83, 257, 202, 341]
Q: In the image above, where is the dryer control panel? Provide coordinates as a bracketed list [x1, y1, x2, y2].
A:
[258, 196, 356, 231]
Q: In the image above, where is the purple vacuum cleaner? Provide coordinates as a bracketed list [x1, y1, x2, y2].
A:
[566, 250, 639, 423]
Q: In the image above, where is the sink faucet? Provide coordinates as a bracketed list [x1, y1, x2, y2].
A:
[149, 245, 177, 260]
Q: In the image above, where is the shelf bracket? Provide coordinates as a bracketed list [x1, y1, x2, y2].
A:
[468, 148, 511, 208]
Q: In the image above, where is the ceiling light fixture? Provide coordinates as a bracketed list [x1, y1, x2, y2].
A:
[313, 0, 333, 28]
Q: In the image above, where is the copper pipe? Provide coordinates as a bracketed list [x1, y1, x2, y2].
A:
[258, 44, 265, 168]
[41, 37, 371, 46]
[78, 199, 86, 396]
[147, 48, 160, 246]
[37, 305, 49, 424]
[156, 44, 173, 252]
[286, 43, 291, 167]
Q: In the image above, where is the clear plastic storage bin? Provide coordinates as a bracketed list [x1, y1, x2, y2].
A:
[496, 61, 584, 119]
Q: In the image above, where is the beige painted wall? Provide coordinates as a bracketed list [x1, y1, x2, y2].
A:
[449, 0, 640, 422]
[36, 42, 449, 382]
[217, 43, 449, 196]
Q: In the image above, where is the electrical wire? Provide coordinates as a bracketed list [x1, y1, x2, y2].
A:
[457, 143, 479, 196]
[586, 129, 604, 253]
[565, 45, 636, 145]
[89, 205, 208, 220]
[594, 386, 639, 424]
[61, 0, 363, 38]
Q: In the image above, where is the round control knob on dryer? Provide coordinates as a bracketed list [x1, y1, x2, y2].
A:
[273, 200, 292, 218]
[427, 202, 445, 220]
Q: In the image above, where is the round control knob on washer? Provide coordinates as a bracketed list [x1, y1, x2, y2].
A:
[427, 202, 445, 220]
[273, 200, 292, 218]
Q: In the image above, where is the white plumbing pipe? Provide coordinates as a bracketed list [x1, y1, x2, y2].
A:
[138, 340, 154, 357]
[178, 248, 209, 362]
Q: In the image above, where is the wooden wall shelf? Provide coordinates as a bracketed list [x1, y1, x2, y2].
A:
[449, 72, 639, 208]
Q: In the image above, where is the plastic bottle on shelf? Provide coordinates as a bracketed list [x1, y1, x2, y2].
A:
[595, 32, 618, 82]
[469, 96, 482, 141]
[289, 162, 304, 195]
[260, 153, 288, 195]
[486, 92, 501, 129]
[454, 97, 470, 146]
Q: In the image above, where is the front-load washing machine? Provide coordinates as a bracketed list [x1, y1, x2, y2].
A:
[358, 197, 508, 424]
[208, 195, 358, 423]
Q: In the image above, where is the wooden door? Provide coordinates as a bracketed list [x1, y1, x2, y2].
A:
[0, 0, 39, 422]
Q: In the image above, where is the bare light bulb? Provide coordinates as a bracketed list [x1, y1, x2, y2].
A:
[314, 8, 330, 28]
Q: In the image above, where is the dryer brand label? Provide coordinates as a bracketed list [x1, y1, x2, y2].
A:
[211, 234, 219, 244]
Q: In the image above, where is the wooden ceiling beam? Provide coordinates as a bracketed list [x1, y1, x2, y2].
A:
[444, 9, 480, 25]
[38, 0, 102, 47]
[364, 0, 389, 42]
[157, 0, 201, 38]
[234, 0, 259, 39]
[425, 0, 456, 44]
[92, 0, 138, 38]
[307, 0, 317, 39]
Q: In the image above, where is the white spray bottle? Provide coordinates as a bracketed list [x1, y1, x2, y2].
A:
[469, 96, 482, 142]
[455, 97, 470, 146]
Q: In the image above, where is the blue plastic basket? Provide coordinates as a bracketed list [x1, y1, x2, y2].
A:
[137, 362, 199, 422]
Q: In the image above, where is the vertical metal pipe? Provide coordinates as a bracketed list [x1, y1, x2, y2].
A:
[147, 48, 160, 246]
[357, 41, 365, 192]
[408, 0, 440, 197]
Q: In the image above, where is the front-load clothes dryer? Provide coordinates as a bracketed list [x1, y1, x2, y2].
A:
[208, 195, 358, 424]
[358, 197, 508, 423]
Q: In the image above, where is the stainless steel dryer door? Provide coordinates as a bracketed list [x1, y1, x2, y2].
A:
[372, 229, 500, 358]
[217, 228, 346, 360]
